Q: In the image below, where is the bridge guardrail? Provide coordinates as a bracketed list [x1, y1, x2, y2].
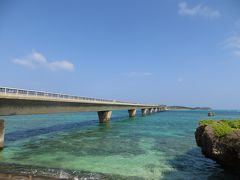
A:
[0, 87, 157, 106]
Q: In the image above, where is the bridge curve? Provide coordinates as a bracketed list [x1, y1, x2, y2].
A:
[0, 87, 166, 149]
[0, 87, 166, 117]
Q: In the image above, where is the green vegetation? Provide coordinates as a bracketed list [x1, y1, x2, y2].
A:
[199, 120, 240, 138]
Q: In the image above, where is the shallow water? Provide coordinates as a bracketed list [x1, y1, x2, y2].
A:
[0, 110, 239, 179]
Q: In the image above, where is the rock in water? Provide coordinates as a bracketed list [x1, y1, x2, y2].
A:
[208, 112, 215, 116]
[195, 123, 240, 174]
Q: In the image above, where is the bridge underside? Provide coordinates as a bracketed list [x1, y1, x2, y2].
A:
[0, 97, 166, 150]
[0, 98, 164, 116]
[0, 87, 168, 150]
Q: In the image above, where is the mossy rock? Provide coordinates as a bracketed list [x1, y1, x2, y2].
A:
[196, 120, 240, 173]
[199, 120, 240, 138]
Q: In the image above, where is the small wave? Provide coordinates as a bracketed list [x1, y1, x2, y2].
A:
[0, 163, 141, 180]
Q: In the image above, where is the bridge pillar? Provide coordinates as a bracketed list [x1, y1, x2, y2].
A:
[149, 108, 153, 114]
[141, 109, 148, 116]
[128, 109, 137, 118]
[148, 108, 151, 114]
[0, 120, 4, 150]
[98, 111, 112, 123]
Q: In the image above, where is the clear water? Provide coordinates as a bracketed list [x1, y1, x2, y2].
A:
[0, 110, 239, 179]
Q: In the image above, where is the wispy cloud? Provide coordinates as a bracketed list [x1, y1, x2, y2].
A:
[178, 2, 220, 18]
[233, 50, 240, 57]
[223, 35, 240, 58]
[122, 72, 152, 77]
[13, 51, 74, 72]
[223, 35, 240, 49]
[177, 77, 184, 83]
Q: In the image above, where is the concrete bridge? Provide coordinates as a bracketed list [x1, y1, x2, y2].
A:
[0, 87, 166, 149]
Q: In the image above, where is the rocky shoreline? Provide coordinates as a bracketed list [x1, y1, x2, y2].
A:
[195, 120, 240, 174]
[0, 162, 138, 180]
[0, 173, 60, 180]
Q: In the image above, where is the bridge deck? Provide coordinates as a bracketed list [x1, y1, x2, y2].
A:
[0, 87, 156, 106]
[0, 87, 166, 149]
[0, 87, 164, 116]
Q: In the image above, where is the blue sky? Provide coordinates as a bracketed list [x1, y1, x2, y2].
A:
[0, 0, 240, 109]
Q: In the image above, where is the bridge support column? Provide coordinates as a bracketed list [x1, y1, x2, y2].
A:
[149, 108, 153, 114]
[98, 111, 112, 123]
[0, 120, 4, 150]
[141, 109, 148, 116]
[128, 109, 137, 118]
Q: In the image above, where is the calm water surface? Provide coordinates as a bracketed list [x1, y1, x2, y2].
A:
[0, 110, 239, 179]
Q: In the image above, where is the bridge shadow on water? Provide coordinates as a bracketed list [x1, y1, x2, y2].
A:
[161, 148, 239, 180]
[5, 115, 141, 143]
[3, 114, 148, 168]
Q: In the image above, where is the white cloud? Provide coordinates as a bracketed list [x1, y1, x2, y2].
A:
[14, 58, 35, 68]
[223, 35, 240, 58]
[178, 2, 220, 18]
[48, 61, 74, 71]
[122, 72, 152, 77]
[13, 51, 74, 72]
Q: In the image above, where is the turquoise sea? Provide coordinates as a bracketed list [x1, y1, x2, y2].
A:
[0, 110, 239, 179]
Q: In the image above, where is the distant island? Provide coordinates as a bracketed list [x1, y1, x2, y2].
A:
[167, 106, 211, 110]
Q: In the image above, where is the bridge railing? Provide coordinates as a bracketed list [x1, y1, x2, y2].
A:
[0, 87, 154, 106]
